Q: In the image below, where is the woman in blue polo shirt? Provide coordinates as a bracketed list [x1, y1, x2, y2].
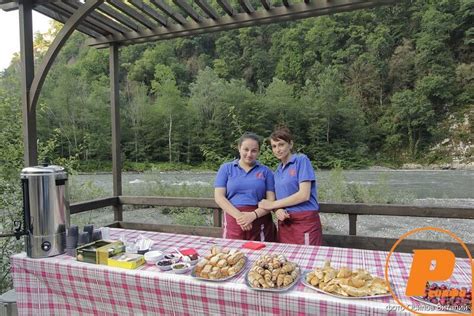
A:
[259, 127, 322, 246]
[214, 132, 276, 241]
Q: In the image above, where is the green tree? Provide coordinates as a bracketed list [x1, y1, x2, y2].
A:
[384, 90, 434, 158]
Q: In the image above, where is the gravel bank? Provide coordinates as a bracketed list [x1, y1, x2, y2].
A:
[72, 207, 473, 243]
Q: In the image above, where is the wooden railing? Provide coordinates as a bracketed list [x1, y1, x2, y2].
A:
[70, 195, 474, 257]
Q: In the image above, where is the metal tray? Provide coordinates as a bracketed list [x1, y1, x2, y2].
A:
[301, 271, 392, 299]
[191, 257, 247, 282]
[245, 268, 300, 292]
[411, 286, 472, 315]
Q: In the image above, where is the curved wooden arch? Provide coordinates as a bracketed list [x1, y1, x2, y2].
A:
[28, 0, 104, 112]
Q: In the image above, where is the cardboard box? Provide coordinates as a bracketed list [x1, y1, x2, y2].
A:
[108, 253, 145, 269]
[76, 240, 125, 265]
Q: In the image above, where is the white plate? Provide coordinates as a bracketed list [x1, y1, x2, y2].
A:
[191, 257, 247, 282]
[245, 268, 300, 292]
[301, 271, 392, 299]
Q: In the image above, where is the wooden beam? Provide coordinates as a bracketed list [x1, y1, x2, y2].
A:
[194, 0, 218, 20]
[348, 214, 357, 235]
[116, 196, 474, 219]
[119, 196, 218, 208]
[87, 0, 396, 47]
[320, 203, 474, 219]
[323, 234, 474, 258]
[117, 222, 222, 238]
[70, 197, 119, 214]
[108, 0, 156, 29]
[110, 43, 123, 222]
[238, 0, 255, 14]
[129, 0, 168, 26]
[29, 0, 104, 114]
[150, 0, 187, 24]
[34, 5, 102, 38]
[213, 209, 222, 227]
[173, 0, 202, 22]
[260, 0, 272, 11]
[216, 0, 235, 16]
[65, 0, 131, 34]
[19, 0, 37, 166]
[109, 222, 474, 258]
[44, 2, 111, 36]
[97, 2, 141, 32]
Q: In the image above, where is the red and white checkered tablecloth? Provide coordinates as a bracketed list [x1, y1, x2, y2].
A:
[11, 228, 472, 315]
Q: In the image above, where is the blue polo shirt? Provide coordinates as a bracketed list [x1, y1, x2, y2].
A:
[214, 160, 275, 207]
[274, 154, 319, 212]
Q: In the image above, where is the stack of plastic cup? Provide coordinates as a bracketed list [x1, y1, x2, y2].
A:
[66, 225, 79, 256]
[83, 224, 94, 242]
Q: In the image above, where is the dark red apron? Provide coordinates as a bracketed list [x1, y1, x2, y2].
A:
[278, 211, 322, 246]
[223, 206, 276, 242]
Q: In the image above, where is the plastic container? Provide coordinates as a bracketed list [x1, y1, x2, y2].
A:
[144, 250, 164, 265]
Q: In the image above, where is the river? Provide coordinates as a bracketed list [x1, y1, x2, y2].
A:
[73, 169, 474, 208]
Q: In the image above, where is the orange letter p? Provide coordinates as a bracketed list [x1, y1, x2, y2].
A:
[405, 249, 455, 296]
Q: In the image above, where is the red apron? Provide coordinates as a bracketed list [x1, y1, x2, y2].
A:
[223, 206, 276, 242]
[278, 211, 322, 246]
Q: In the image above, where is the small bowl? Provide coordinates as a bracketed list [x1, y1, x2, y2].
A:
[164, 253, 180, 263]
[144, 250, 164, 265]
[156, 259, 174, 271]
[182, 255, 199, 266]
[171, 262, 191, 274]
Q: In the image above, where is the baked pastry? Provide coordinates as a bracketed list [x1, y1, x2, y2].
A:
[248, 254, 299, 289]
[305, 261, 389, 297]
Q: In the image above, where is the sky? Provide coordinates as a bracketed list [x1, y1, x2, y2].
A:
[0, 10, 51, 71]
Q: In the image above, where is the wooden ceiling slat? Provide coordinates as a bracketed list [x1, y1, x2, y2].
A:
[238, 0, 255, 14]
[194, 0, 218, 20]
[34, 5, 102, 38]
[97, 3, 141, 32]
[216, 0, 235, 16]
[55, 1, 123, 35]
[260, 0, 271, 10]
[150, 0, 187, 25]
[108, 0, 156, 29]
[88, 0, 396, 47]
[173, 0, 202, 23]
[41, 3, 108, 36]
[129, 0, 168, 27]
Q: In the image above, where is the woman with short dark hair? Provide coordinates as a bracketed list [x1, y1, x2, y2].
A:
[259, 126, 322, 245]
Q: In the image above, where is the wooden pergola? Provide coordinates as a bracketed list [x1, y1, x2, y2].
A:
[3, 0, 473, 256]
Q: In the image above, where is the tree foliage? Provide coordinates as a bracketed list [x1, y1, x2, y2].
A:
[0, 0, 472, 169]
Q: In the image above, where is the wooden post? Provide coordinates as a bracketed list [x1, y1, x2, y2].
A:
[110, 43, 123, 221]
[19, 0, 37, 166]
[213, 209, 222, 227]
[349, 214, 357, 235]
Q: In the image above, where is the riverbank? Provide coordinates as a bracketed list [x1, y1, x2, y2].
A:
[75, 161, 474, 175]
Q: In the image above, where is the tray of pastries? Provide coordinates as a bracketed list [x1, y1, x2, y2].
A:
[302, 260, 391, 299]
[246, 254, 300, 292]
[192, 246, 247, 281]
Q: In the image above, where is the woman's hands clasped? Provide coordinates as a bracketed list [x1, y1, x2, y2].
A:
[274, 208, 290, 221]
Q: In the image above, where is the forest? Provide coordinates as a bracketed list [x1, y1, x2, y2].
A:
[0, 0, 472, 175]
